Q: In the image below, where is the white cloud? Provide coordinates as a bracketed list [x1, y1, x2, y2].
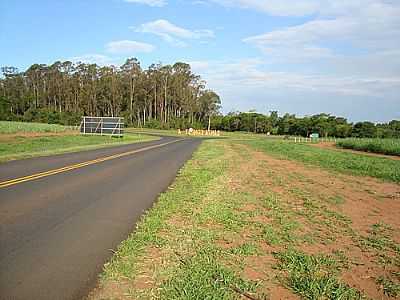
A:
[68, 54, 115, 65]
[135, 19, 214, 46]
[124, 0, 166, 7]
[242, 0, 400, 69]
[105, 40, 155, 54]
[189, 58, 400, 98]
[209, 0, 321, 16]
[188, 58, 400, 121]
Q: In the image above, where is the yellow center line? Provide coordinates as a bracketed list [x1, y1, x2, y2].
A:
[0, 139, 182, 189]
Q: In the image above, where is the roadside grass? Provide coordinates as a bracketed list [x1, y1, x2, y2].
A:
[0, 134, 158, 162]
[337, 138, 400, 156]
[275, 250, 362, 300]
[0, 121, 71, 134]
[376, 276, 400, 297]
[239, 138, 400, 183]
[88, 137, 400, 300]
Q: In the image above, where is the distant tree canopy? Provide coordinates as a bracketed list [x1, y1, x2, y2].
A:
[0, 59, 221, 129]
[0, 59, 398, 138]
[210, 112, 399, 138]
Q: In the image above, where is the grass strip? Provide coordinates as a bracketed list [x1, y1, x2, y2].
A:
[337, 138, 400, 156]
[240, 139, 400, 182]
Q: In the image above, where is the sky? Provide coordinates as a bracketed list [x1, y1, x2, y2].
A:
[1, 0, 399, 122]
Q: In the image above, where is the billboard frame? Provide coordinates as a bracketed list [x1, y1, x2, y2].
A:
[80, 116, 124, 137]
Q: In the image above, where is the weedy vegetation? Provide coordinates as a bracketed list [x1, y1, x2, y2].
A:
[336, 138, 400, 156]
[240, 138, 400, 183]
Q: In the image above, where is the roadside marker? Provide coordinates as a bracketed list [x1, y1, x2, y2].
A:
[0, 139, 182, 189]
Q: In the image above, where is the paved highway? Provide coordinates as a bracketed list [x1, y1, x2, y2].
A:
[0, 136, 201, 300]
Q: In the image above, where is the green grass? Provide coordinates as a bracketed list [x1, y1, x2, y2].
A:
[160, 247, 259, 300]
[376, 276, 400, 297]
[240, 138, 400, 183]
[337, 138, 400, 156]
[0, 121, 70, 134]
[275, 250, 362, 300]
[0, 134, 157, 162]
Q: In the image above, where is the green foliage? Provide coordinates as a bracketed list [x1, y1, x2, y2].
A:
[0, 59, 221, 129]
[276, 250, 362, 300]
[337, 138, 400, 156]
[20, 108, 81, 125]
[243, 139, 400, 182]
[376, 276, 400, 297]
[160, 247, 257, 300]
[211, 111, 399, 139]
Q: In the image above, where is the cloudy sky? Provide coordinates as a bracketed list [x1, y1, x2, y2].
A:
[1, 0, 399, 122]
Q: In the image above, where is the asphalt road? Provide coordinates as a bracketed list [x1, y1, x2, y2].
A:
[0, 136, 201, 300]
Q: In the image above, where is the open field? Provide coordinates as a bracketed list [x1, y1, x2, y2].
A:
[0, 121, 71, 134]
[90, 135, 400, 300]
[245, 138, 400, 183]
[337, 138, 400, 156]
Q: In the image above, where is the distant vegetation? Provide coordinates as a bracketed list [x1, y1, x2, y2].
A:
[210, 111, 400, 139]
[0, 59, 220, 129]
[337, 138, 400, 156]
[1, 59, 399, 138]
[0, 121, 68, 134]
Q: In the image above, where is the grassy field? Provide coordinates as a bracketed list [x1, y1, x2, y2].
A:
[242, 138, 400, 183]
[0, 121, 71, 134]
[336, 138, 400, 156]
[91, 135, 400, 300]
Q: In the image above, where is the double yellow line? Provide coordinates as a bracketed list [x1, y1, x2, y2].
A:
[0, 139, 181, 189]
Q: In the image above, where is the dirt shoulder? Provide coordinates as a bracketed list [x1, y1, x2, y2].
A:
[90, 139, 400, 300]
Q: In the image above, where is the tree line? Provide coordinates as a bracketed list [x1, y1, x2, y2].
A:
[1, 59, 398, 138]
[210, 111, 400, 138]
[0, 58, 221, 129]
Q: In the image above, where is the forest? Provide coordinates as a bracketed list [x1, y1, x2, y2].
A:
[1, 58, 399, 138]
[0, 58, 221, 129]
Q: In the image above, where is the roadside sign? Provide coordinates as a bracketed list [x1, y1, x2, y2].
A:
[80, 116, 124, 137]
[310, 133, 319, 139]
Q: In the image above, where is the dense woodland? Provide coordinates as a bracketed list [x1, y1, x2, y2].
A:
[1, 59, 399, 138]
[0, 58, 221, 129]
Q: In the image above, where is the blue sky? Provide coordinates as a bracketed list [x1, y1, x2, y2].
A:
[1, 0, 399, 122]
